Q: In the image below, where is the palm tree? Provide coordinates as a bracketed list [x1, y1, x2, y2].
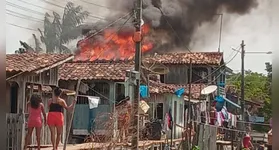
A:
[34, 2, 89, 54]
[14, 41, 35, 54]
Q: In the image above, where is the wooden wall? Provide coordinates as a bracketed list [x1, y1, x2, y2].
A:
[198, 124, 217, 150]
[162, 65, 215, 85]
[145, 94, 185, 139]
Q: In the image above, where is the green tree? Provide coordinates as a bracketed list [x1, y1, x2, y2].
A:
[38, 2, 89, 53]
[227, 70, 268, 101]
[227, 64, 272, 132]
[15, 2, 89, 54]
[256, 63, 272, 131]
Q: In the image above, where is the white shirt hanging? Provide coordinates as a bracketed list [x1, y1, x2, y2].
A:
[200, 101, 206, 112]
[87, 96, 100, 109]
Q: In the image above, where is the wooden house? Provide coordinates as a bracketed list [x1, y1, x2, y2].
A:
[142, 52, 226, 139]
[57, 52, 227, 142]
[6, 52, 74, 149]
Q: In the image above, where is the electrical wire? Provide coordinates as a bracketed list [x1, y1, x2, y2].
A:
[6, 23, 39, 31]
[39, 0, 108, 20]
[192, 48, 240, 84]
[6, 9, 44, 23]
[146, 0, 237, 83]
[83, 11, 133, 41]
[80, 0, 121, 12]
[6, 1, 47, 16]
[14, 0, 57, 13]
[95, 13, 134, 60]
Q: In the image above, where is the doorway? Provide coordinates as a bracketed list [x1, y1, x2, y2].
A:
[10, 82, 18, 113]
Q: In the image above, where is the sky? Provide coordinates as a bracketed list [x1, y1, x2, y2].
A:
[6, 0, 277, 74]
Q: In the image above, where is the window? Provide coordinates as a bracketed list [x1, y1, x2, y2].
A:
[154, 103, 164, 120]
[115, 83, 125, 104]
[77, 82, 110, 105]
[93, 82, 110, 105]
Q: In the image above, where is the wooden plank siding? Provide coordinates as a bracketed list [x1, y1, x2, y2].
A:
[145, 94, 185, 139]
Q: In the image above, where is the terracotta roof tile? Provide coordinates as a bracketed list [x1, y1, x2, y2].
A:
[59, 62, 205, 98]
[148, 80, 205, 99]
[143, 52, 223, 65]
[59, 62, 134, 81]
[6, 53, 73, 72]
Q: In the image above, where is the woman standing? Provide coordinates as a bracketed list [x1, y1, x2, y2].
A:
[24, 94, 46, 150]
[47, 87, 76, 150]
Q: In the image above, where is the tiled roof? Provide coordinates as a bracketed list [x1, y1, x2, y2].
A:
[148, 80, 205, 99]
[6, 53, 73, 72]
[59, 62, 134, 80]
[59, 62, 205, 98]
[143, 52, 223, 65]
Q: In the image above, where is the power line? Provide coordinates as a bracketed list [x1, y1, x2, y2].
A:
[6, 1, 47, 16]
[6, 13, 43, 23]
[83, 11, 133, 41]
[6, 23, 39, 31]
[193, 49, 240, 84]
[96, 13, 134, 59]
[80, 0, 122, 12]
[6, 9, 44, 23]
[40, 0, 107, 20]
[14, 0, 59, 13]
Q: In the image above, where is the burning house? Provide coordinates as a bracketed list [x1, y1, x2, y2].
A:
[56, 50, 226, 142]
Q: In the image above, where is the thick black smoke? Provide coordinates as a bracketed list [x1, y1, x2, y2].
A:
[82, 0, 258, 53]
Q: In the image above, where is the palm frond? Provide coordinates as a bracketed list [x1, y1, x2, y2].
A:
[60, 2, 89, 45]
[32, 34, 43, 53]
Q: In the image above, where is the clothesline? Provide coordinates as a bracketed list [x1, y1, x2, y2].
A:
[189, 120, 247, 133]
[198, 115, 270, 126]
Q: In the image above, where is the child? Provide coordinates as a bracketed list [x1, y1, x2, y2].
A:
[24, 94, 46, 150]
[242, 133, 254, 150]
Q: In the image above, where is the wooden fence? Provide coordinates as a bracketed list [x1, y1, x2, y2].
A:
[6, 113, 24, 150]
[197, 124, 217, 150]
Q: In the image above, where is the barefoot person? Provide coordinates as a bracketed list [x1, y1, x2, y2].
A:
[24, 94, 47, 150]
[47, 87, 76, 150]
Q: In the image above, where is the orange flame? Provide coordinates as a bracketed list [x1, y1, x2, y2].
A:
[75, 24, 153, 61]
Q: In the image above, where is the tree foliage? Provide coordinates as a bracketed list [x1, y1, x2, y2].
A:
[15, 2, 88, 54]
[226, 63, 272, 132]
[39, 2, 89, 54]
[227, 70, 268, 101]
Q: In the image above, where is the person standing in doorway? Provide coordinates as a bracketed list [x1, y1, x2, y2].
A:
[47, 87, 76, 150]
[24, 94, 47, 150]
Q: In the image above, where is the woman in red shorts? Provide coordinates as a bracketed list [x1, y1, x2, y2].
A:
[47, 87, 76, 150]
[24, 94, 46, 150]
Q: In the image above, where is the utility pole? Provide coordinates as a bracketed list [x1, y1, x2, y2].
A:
[218, 14, 223, 52]
[240, 40, 245, 126]
[131, 0, 142, 149]
[185, 58, 192, 150]
[239, 40, 245, 149]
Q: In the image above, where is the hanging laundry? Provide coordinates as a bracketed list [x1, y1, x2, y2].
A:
[79, 83, 89, 94]
[175, 88, 185, 97]
[88, 96, 100, 109]
[200, 101, 207, 112]
[163, 113, 170, 132]
[140, 85, 148, 98]
[216, 112, 223, 126]
[168, 108, 173, 130]
[231, 114, 237, 127]
[196, 105, 201, 123]
[209, 106, 217, 125]
[221, 107, 229, 122]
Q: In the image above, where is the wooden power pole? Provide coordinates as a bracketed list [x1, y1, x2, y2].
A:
[131, 0, 142, 149]
[238, 40, 245, 149]
[240, 40, 245, 128]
